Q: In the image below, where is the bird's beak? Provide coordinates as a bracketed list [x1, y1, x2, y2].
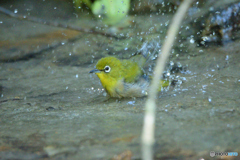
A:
[89, 69, 101, 73]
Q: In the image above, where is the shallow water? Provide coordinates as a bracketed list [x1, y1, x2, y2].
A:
[0, 0, 240, 160]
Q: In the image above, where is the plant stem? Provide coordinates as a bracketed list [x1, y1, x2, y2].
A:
[142, 0, 193, 159]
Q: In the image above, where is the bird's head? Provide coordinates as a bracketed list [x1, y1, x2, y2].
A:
[89, 57, 124, 81]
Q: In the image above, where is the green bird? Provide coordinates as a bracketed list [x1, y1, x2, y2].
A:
[89, 53, 169, 98]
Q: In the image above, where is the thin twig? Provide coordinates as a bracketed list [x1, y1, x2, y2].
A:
[141, 0, 192, 160]
[0, 7, 122, 39]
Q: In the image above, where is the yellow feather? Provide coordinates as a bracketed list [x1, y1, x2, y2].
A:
[90, 55, 169, 98]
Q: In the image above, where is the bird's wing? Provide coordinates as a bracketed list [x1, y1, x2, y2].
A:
[121, 78, 149, 97]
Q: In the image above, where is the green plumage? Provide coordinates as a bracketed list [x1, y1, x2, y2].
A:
[96, 56, 145, 83]
[90, 54, 169, 98]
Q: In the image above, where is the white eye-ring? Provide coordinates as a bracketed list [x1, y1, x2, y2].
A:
[104, 65, 111, 73]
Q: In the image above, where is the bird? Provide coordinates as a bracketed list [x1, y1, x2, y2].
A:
[89, 54, 169, 98]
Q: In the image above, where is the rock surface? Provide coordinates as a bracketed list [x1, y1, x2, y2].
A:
[0, 0, 240, 159]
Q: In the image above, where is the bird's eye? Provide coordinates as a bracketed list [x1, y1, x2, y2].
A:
[104, 66, 111, 73]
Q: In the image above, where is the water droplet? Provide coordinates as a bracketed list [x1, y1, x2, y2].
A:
[127, 101, 135, 105]
[202, 36, 208, 41]
[209, 7, 214, 11]
[202, 85, 207, 89]
[0, 21, 2, 24]
[190, 38, 195, 43]
[54, 7, 57, 9]
[225, 55, 229, 60]
[170, 61, 174, 66]
[76, 74, 78, 78]
[66, 86, 68, 89]
[208, 97, 212, 102]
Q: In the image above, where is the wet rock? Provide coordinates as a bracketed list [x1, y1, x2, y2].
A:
[192, 2, 240, 45]
[0, 133, 47, 160]
[1, 0, 240, 160]
[46, 106, 55, 111]
[0, 85, 3, 95]
[43, 145, 77, 157]
[112, 150, 132, 160]
[130, 0, 179, 14]
[0, 30, 80, 62]
[0, 151, 47, 160]
[53, 34, 111, 66]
